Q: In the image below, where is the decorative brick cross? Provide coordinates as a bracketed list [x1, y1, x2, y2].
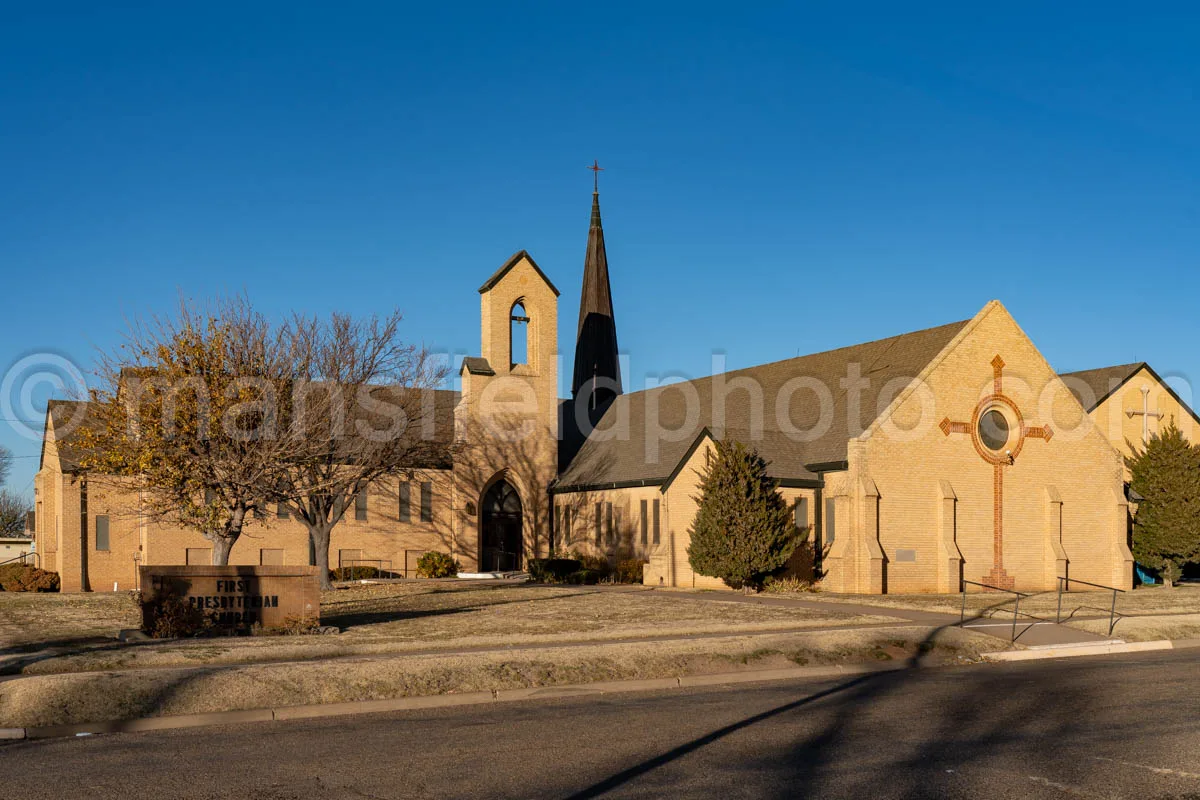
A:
[940, 356, 1053, 590]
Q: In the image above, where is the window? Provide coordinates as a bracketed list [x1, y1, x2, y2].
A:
[399, 483, 411, 522]
[355, 489, 368, 521]
[640, 499, 648, 545]
[510, 301, 529, 367]
[652, 499, 661, 545]
[564, 505, 572, 545]
[186, 548, 212, 566]
[420, 482, 433, 523]
[277, 503, 289, 519]
[824, 497, 836, 544]
[794, 497, 809, 532]
[605, 503, 614, 547]
[95, 515, 110, 551]
[594, 502, 603, 546]
[978, 408, 1009, 452]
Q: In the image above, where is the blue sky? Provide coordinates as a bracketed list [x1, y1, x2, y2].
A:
[2, 2, 1199, 495]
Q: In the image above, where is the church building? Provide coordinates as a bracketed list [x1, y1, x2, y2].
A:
[35, 180, 1161, 594]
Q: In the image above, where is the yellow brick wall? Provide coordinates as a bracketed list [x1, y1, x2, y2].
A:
[1088, 366, 1200, 471]
[854, 301, 1131, 594]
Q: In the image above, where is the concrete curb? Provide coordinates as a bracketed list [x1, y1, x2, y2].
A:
[7, 663, 888, 741]
[983, 639, 1181, 662]
[8, 641, 1195, 741]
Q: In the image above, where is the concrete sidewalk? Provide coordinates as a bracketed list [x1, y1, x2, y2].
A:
[631, 586, 1114, 648]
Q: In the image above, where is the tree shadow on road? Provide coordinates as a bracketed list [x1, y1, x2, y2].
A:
[564, 621, 1094, 799]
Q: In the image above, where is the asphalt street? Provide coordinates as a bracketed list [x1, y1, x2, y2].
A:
[3, 650, 1198, 799]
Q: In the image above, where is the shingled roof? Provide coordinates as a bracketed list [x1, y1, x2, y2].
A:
[42, 388, 462, 474]
[1059, 363, 1145, 410]
[556, 318, 970, 492]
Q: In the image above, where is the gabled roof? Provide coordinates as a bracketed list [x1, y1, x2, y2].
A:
[1061, 361, 1200, 428]
[460, 356, 496, 376]
[1059, 363, 1145, 411]
[556, 318, 970, 491]
[478, 250, 560, 297]
[40, 388, 462, 475]
[41, 399, 96, 472]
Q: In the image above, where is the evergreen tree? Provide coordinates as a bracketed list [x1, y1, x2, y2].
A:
[1127, 423, 1200, 587]
[687, 439, 797, 591]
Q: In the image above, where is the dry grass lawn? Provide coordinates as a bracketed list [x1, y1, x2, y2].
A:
[1066, 612, 1200, 642]
[820, 584, 1200, 619]
[0, 591, 141, 648]
[0, 625, 997, 728]
[2, 582, 894, 677]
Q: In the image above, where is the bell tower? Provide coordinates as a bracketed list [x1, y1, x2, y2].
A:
[457, 250, 560, 568]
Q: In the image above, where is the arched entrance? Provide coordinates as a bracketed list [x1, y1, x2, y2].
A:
[481, 480, 523, 572]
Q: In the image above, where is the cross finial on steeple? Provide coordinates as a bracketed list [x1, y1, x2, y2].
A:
[588, 159, 604, 192]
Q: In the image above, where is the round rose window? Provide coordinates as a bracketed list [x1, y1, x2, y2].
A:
[978, 408, 1010, 451]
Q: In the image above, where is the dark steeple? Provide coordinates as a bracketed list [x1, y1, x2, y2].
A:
[571, 162, 622, 411]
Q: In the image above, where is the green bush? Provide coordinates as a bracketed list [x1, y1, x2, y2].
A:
[566, 551, 612, 577]
[687, 440, 797, 591]
[416, 551, 460, 578]
[615, 559, 647, 584]
[528, 558, 583, 583]
[0, 565, 61, 592]
[565, 569, 603, 585]
[329, 566, 399, 581]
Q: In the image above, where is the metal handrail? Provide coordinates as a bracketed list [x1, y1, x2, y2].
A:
[0, 551, 39, 569]
[1056, 576, 1124, 636]
[961, 579, 1031, 642]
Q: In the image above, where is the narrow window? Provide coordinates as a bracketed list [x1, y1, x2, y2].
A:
[564, 505, 572, 545]
[398, 483, 411, 522]
[355, 489, 368, 521]
[794, 497, 808, 532]
[510, 301, 529, 367]
[652, 499, 661, 545]
[420, 482, 433, 523]
[277, 503, 289, 519]
[640, 499, 648, 546]
[95, 515, 110, 551]
[606, 502, 614, 546]
[594, 502, 603, 546]
[824, 497, 836, 544]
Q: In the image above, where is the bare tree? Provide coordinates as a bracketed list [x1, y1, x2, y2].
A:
[271, 310, 453, 588]
[76, 296, 294, 564]
[0, 446, 32, 539]
[0, 491, 30, 538]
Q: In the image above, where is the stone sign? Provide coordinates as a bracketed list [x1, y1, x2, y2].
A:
[139, 565, 320, 630]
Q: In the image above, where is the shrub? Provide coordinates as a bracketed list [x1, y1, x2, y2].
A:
[0, 565, 61, 592]
[615, 559, 647, 584]
[329, 566, 397, 581]
[528, 558, 583, 583]
[687, 440, 797, 591]
[140, 591, 208, 639]
[565, 569, 603, 585]
[1127, 423, 1200, 587]
[763, 576, 820, 594]
[566, 551, 613, 577]
[416, 551, 460, 578]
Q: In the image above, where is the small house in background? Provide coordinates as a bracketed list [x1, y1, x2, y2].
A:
[0, 534, 34, 564]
